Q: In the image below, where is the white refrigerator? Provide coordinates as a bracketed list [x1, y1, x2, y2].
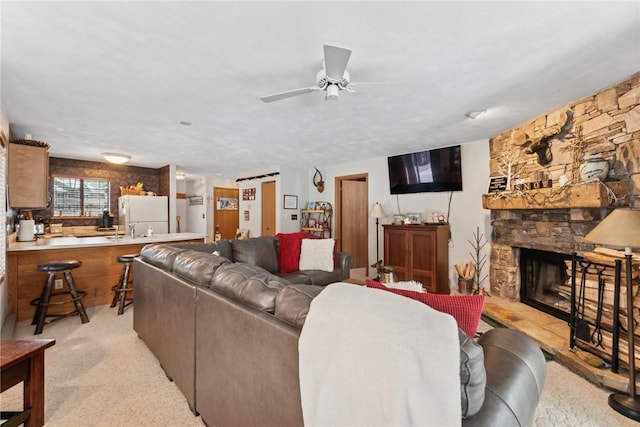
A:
[118, 195, 169, 236]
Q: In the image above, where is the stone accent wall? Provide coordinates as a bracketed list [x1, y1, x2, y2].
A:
[488, 72, 640, 300]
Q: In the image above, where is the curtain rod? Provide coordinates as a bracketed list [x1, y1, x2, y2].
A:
[235, 171, 280, 182]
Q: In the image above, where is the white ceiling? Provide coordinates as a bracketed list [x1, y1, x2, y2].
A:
[2, 1, 639, 179]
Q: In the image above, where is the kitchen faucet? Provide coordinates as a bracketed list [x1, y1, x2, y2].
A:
[129, 223, 136, 239]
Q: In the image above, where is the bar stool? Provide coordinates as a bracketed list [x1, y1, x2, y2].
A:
[30, 260, 90, 335]
[110, 254, 138, 315]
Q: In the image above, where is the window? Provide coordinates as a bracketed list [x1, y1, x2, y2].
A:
[53, 177, 110, 216]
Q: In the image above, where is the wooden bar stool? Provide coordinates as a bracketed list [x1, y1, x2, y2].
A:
[30, 260, 90, 335]
[110, 254, 138, 315]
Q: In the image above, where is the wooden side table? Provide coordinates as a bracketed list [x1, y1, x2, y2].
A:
[1, 339, 55, 427]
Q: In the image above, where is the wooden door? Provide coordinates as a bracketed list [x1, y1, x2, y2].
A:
[213, 187, 239, 239]
[340, 179, 368, 268]
[384, 227, 409, 281]
[261, 181, 276, 236]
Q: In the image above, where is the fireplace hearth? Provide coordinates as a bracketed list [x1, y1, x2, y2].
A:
[519, 248, 572, 321]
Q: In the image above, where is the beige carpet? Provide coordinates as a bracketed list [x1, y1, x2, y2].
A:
[2, 305, 638, 426]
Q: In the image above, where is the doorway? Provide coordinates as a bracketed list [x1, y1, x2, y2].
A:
[213, 187, 239, 239]
[261, 181, 276, 236]
[335, 174, 368, 273]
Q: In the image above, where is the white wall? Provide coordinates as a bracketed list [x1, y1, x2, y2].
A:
[236, 165, 308, 237]
[312, 140, 491, 291]
[0, 103, 8, 332]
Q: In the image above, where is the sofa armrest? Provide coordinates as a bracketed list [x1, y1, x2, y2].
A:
[462, 328, 546, 427]
[338, 251, 354, 280]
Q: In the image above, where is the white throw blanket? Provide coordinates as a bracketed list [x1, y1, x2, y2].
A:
[299, 283, 461, 427]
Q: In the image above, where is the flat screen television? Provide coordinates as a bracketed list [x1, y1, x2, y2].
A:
[388, 145, 463, 194]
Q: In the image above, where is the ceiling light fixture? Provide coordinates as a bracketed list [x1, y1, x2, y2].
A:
[176, 172, 186, 180]
[465, 110, 487, 120]
[102, 153, 131, 164]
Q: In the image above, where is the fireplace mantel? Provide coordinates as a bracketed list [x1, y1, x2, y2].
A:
[482, 181, 629, 210]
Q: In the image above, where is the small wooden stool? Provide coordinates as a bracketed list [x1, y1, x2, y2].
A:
[30, 260, 90, 335]
[110, 254, 138, 315]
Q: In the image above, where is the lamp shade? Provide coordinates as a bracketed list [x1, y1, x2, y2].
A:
[584, 209, 640, 250]
[370, 202, 386, 219]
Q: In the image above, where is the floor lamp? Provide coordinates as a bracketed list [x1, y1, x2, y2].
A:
[370, 202, 386, 275]
[585, 208, 640, 421]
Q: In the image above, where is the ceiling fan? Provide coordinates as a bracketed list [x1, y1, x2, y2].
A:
[260, 44, 370, 103]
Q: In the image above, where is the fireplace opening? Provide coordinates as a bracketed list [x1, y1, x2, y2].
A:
[520, 248, 572, 322]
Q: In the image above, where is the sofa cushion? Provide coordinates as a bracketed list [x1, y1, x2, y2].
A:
[210, 263, 287, 313]
[458, 329, 486, 418]
[274, 284, 324, 328]
[173, 250, 231, 286]
[365, 279, 484, 338]
[299, 238, 335, 272]
[231, 236, 279, 273]
[140, 244, 186, 271]
[277, 271, 312, 285]
[276, 232, 304, 273]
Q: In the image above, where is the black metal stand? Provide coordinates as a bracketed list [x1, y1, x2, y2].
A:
[375, 217, 380, 264]
[609, 253, 640, 422]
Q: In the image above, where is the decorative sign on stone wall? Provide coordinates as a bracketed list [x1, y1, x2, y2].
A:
[488, 176, 508, 193]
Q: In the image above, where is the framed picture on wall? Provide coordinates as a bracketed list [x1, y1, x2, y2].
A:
[284, 194, 298, 209]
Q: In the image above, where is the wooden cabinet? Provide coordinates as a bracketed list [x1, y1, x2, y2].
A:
[383, 224, 450, 294]
[301, 201, 332, 237]
[8, 143, 49, 208]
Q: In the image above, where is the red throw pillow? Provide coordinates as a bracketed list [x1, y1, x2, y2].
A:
[365, 279, 485, 337]
[424, 293, 484, 338]
[276, 232, 304, 273]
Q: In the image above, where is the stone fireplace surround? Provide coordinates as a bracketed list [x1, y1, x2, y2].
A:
[489, 207, 606, 301]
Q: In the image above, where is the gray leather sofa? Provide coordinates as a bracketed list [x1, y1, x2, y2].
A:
[171, 235, 353, 286]
[134, 244, 547, 427]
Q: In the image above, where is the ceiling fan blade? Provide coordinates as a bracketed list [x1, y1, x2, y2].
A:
[260, 87, 319, 103]
[324, 45, 351, 81]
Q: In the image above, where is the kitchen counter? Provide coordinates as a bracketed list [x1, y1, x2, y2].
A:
[6, 232, 205, 321]
[8, 232, 205, 252]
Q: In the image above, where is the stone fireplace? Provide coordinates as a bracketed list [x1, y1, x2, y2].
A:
[484, 72, 640, 308]
[489, 208, 605, 306]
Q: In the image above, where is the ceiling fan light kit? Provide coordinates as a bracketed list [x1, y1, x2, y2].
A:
[260, 44, 379, 104]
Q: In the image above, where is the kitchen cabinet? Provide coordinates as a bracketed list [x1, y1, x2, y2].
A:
[8, 143, 49, 208]
[383, 224, 450, 294]
[301, 201, 332, 237]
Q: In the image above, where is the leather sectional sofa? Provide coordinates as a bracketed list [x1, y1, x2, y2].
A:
[133, 240, 547, 426]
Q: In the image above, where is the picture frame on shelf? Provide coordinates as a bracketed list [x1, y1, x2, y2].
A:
[406, 213, 421, 224]
[308, 218, 317, 227]
[283, 194, 298, 209]
[393, 214, 405, 225]
[307, 201, 316, 210]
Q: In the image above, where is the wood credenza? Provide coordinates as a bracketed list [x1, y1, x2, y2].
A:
[383, 224, 450, 294]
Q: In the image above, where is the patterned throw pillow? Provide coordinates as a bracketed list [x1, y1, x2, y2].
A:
[365, 279, 485, 337]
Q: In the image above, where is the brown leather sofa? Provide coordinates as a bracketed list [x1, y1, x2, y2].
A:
[134, 244, 547, 427]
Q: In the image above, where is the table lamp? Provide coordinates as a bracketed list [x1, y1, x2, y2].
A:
[585, 208, 640, 421]
[370, 202, 386, 266]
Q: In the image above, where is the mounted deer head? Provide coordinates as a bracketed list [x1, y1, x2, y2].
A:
[313, 167, 325, 193]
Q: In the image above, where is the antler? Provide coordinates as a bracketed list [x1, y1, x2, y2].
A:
[313, 168, 325, 193]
